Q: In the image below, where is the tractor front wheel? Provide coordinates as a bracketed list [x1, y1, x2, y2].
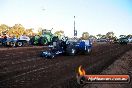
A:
[66, 45, 76, 56]
[84, 46, 92, 55]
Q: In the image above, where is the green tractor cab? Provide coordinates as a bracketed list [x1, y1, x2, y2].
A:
[40, 29, 53, 45]
[30, 28, 59, 46]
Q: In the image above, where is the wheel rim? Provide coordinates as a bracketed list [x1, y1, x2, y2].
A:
[51, 55, 55, 58]
[18, 42, 22, 46]
[43, 39, 48, 45]
[11, 42, 15, 46]
[72, 49, 75, 54]
[87, 48, 90, 52]
[0, 42, 2, 45]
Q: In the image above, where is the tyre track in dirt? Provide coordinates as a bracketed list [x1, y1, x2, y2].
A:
[39, 44, 131, 88]
[0, 44, 112, 79]
[0, 44, 125, 86]
[0, 43, 117, 71]
[0, 44, 131, 88]
[0, 44, 117, 78]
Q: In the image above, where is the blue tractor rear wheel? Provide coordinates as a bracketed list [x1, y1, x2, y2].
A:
[84, 46, 92, 54]
[66, 45, 76, 56]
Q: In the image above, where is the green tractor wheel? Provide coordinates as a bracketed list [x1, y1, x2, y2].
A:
[39, 37, 48, 45]
[34, 40, 39, 45]
[30, 36, 40, 45]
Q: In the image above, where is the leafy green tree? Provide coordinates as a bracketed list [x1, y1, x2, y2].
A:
[82, 32, 89, 40]
[89, 35, 97, 39]
[101, 35, 107, 39]
[7, 24, 25, 38]
[96, 34, 102, 39]
[54, 30, 64, 37]
[37, 27, 43, 36]
[106, 32, 115, 39]
[0, 24, 9, 35]
[126, 34, 132, 38]
[25, 28, 34, 36]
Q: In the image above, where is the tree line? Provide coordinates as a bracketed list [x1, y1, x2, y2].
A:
[0, 24, 34, 38]
[0, 24, 131, 39]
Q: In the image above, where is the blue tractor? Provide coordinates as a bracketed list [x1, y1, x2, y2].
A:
[41, 37, 92, 58]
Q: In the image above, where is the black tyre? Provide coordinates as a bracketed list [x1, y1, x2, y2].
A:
[66, 45, 76, 56]
[17, 42, 23, 47]
[51, 36, 59, 45]
[30, 37, 35, 45]
[0, 41, 2, 46]
[52, 36, 59, 42]
[119, 42, 127, 45]
[49, 54, 55, 59]
[10, 42, 16, 47]
[22, 40, 28, 46]
[39, 37, 48, 45]
[84, 46, 92, 55]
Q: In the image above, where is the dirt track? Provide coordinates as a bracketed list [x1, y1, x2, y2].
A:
[83, 50, 132, 88]
[0, 44, 131, 88]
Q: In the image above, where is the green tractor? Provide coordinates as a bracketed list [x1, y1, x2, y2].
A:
[30, 35, 40, 45]
[30, 28, 59, 45]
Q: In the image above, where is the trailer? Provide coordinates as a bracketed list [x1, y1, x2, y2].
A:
[0, 35, 30, 47]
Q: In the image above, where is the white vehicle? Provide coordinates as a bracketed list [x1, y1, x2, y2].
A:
[128, 37, 132, 43]
[19, 35, 30, 41]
